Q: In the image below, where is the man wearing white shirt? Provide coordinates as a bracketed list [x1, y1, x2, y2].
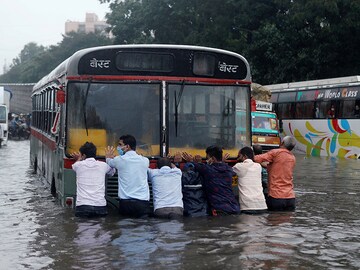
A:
[233, 146, 267, 214]
[72, 142, 115, 218]
[105, 134, 151, 218]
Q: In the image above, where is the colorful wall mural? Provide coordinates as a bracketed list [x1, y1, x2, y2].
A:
[282, 119, 360, 159]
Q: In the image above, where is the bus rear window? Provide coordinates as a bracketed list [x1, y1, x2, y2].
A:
[0, 106, 6, 123]
[116, 52, 174, 72]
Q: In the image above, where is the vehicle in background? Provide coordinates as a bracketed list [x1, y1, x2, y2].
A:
[8, 115, 30, 140]
[30, 44, 252, 207]
[267, 75, 360, 159]
[0, 87, 12, 147]
[251, 100, 280, 151]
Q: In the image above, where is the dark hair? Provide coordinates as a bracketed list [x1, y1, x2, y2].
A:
[120, 134, 136, 150]
[206, 145, 223, 161]
[240, 146, 254, 161]
[157, 157, 172, 168]
[252, 144, 263, 155]
[79, 142, 97, 158]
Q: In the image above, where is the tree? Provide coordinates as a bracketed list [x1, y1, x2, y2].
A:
[102, 0, 360, 85]
[248, 0, 360, 84]
[0, 32, 113, 83]
[3, 0, 360, 84]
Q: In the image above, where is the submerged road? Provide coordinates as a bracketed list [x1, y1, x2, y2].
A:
[1, 140, 360, 269]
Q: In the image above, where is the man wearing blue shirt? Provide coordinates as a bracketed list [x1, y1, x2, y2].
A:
[183, 146, 240, 216]
[105, 134, 151, 218]
[148, 157, 183, 218]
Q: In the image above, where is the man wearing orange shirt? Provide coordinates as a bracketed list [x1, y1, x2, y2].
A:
[254, 136, 296, 211]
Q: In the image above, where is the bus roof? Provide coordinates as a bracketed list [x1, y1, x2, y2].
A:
[33, 44, 251, 92]
[265, 75, 360, 92]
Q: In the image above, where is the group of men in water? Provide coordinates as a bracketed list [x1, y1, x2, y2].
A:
[71, 134, 297, 219]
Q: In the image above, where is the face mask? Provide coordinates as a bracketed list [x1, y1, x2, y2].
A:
[117, 146, 125, 156]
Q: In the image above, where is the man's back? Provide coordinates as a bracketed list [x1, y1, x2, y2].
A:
[108, 150, 150, 200]
[255, 148, 295, 199]
[195, 162, 240, 215]
[72, 158, 112, 206]
[182, 167, 208, 217]
[148, 166, 183, 211]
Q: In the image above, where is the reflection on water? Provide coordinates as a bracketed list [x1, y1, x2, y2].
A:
[1, 141, 360, 269]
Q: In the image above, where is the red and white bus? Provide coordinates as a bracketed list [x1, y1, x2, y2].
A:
[30, 44, 252, 207]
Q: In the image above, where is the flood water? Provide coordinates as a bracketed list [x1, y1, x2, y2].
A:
[1, 140, 360, 270]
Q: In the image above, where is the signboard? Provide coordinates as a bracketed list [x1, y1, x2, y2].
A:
[256, 100, 272, 111]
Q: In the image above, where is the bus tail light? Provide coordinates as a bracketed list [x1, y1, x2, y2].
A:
[65, 197, 74, 208]
[56, 87, 66, 104]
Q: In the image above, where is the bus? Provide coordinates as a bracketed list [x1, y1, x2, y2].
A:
[267, 75, 360, 159]
[30, 44, 252, 207]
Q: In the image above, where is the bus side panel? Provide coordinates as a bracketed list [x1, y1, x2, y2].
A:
[280, 119, 360, 159]
[29, 132, 37, 168]
[30, 130, 75, 205]
[30, 131, 43, 175]
[62, 169, 77, 207]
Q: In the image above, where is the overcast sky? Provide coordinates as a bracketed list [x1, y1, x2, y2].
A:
[0, 0, 110, 75]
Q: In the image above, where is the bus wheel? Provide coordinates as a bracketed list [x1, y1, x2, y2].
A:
[51, 176, 57, 197]
[32, 158, 38, 174]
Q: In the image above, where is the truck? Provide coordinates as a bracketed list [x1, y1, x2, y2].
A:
[251, 100, 280, 151]
[250, 83, 280, 151]
[0, 86, 12, 147]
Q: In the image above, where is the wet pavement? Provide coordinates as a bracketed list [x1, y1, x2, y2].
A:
[1, 140, 360, 269]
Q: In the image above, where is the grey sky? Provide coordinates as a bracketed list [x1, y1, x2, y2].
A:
[0, 0, 110, 75]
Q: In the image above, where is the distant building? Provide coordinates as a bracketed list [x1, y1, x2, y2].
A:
[65, 13, 110, 37]
[0, 83, 34, 114]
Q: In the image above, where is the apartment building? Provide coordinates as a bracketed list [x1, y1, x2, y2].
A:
[65, 13, 109, 35]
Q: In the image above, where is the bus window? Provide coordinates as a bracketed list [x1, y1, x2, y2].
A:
[66, 83, 161, 156]
[340, 100, 356, 118]
[295, 103, 303, 118]
[295, 102, 314, 119]
[354, 100, 360, 118]
[0, 106, 6, 123]
[318, 101, 330, 119]
[277, 103, 293, 119]
[168, 84, 250, 154]
[326, 103, 337, 118]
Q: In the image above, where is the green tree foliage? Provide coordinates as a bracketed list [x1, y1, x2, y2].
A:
[0, 32, 113, 83]
[101, 0, 360, 84]
[3, 0, 360, 85]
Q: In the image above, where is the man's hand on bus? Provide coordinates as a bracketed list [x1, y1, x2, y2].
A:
[223, 153, 230, 162]
[194, 155, 202, 163]
[71, 151, 82, 161]
[182, 152, 194, 162]
[173, 152, 183, 163]
[105, 146, 115, 159]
